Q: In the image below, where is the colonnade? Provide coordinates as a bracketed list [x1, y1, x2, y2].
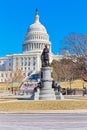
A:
[23, 43, 50, 52]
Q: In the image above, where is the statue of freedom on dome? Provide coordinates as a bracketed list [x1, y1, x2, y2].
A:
[41, 45, 50, 67]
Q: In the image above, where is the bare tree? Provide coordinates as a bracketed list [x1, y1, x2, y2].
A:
[62, 33, 87, 81]
[51, 60, 63, 81]
[51, 59, 78, 86]
[10, 65, 24, 94]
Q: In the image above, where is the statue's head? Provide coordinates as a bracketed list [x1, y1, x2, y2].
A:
[45, 45, 47, 48]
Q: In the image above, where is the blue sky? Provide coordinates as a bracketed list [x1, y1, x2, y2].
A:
[0, 0, 87, 56]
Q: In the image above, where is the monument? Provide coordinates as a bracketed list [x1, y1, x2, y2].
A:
[34, 45, 56, 100]
[34, 45, 64, 100]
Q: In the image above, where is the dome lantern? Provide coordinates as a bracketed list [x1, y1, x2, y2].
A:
[35, 8, 39, 23]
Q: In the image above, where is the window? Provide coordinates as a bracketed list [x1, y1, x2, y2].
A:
[25, 62, 27, 66]
[16, 57, 18, 61]
[24, 58, 27, 60]
[33, 57, 36, 65]
[33, 61, 36, 66]
[1, 73, 3, 77]
[10, 73, 12, 77]
[1, 79, 3, 82]
[28, 58, 30, 60]
[28, 62, 30, 66]
[33, 67, 35, 70]
[6, 73, 8, 77]
[23, 73, 25, 76]
[9, 63, 11, 66]
[33, 57, 36, 60]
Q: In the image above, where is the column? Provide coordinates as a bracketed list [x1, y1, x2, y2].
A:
[30, 43, 31, 50]
[32, 43, 33, 50]
[28, 44, 29, 51]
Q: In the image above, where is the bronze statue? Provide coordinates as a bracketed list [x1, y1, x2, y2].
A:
[41, 45, 50, 67]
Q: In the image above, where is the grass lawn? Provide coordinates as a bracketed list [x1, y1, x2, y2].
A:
[0, 79, 87, 112]
[0, 100, 87, 112]
[60, 79, 87, 89]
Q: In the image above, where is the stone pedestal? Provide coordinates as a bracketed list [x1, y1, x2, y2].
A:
[39, 67, 56, 100]
[34, 88, 40, 100]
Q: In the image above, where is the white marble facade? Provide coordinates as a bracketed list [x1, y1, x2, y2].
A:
[0, 9, 56, 83]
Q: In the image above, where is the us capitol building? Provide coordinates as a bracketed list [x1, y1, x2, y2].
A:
[0, 9, 62, 83]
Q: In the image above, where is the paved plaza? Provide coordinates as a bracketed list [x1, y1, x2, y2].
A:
[0, 113, 87, 130]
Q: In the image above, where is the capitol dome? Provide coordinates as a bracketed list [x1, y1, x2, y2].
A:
[23, 9, 51, 53]
[29, 22, 47, 32]
[29, 18, 47, 33]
